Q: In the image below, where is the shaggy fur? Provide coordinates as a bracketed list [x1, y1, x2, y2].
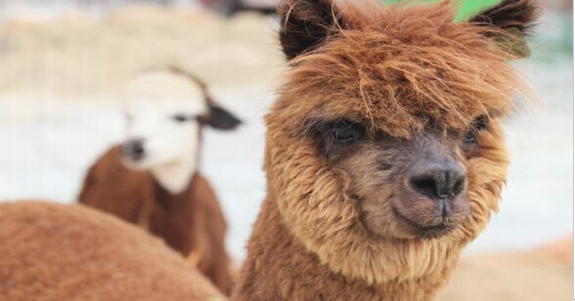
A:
[78, 146, 233, 295]
[0, 201, 224, 301]
[233, 0, 538, 300]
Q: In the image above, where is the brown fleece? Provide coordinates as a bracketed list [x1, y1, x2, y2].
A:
[0, 201, 225, 301]
[233, 0, 539, 301]
[78, 145, 233, 295]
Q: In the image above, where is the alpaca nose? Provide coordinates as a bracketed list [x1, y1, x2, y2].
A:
[122, 138, 145, 161]
[408, 161, 466, 201]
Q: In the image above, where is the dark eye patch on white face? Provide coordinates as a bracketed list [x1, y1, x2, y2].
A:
[171, 113, 200, 123]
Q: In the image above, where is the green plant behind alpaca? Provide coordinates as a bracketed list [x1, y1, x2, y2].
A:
[383, 0, 502, 21]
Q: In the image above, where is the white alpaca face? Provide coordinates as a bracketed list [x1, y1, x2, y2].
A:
[121, 71, 208, 193]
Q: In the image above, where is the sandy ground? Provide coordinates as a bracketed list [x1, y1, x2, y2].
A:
[438, 236, 573, 301]
[0, 4, 571, 300]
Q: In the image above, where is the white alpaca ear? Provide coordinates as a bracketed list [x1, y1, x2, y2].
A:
[469, 0, 539, 58]
[278, 0, 346, 60]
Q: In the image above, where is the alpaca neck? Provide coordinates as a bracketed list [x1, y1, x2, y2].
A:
[233, 196, 455, 301]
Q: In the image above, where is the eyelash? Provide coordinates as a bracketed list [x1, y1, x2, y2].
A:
[464, 116, 489, 145]
[327, 119, 364, 144]
[464, 131, 480, 144]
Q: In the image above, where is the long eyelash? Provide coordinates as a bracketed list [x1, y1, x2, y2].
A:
[335, 119, 352, 129]
[472, 115, 490, 132]
[302, 118, 322, 137]
[307, 121, 327, 155]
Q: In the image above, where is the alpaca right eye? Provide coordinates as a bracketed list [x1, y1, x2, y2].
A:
[171, 114, 193, 123]
[328, 120, 364, 144]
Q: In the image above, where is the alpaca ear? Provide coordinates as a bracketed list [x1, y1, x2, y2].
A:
[204, 104, 242, 131]
[278, 0, 345, 60]
[470, 0, 539, 58]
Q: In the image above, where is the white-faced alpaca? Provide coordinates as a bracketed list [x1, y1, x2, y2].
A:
[0, 201, 225, 301]
[233, 0, 539, 301]
[78, 67, 240, 295]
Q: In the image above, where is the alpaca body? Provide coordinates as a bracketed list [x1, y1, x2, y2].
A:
[0, 201, 224, 301]
[78, 67, 241, 294]
[78, 145, 233, 294]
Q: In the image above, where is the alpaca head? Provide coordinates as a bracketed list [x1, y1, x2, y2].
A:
[267, 0, 537, 284]
[121, 68, 241, 193]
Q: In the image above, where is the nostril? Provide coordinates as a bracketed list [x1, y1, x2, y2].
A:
[409, 167, 466, 200]
[132, 141, 144, 155]
[451, 177, 466, 197]
[409, 176, 438, 199]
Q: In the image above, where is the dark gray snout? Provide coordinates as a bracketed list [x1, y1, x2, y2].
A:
[408, 159, 466, 201]
[122, 138, 145, 161]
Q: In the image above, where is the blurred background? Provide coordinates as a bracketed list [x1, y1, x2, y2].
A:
[0, 0, 571, 300]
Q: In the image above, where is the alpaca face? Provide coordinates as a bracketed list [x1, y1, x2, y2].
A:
[121, 69, 241, 193]
[122, 71, 208, 171]
[312, 117, 492, 239]
[267, 0, 537, 283]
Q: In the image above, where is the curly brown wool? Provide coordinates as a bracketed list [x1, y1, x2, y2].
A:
[0, 201, 225, 301]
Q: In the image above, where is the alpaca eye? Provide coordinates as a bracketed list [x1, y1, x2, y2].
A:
[171, 114, 193, 123]
[463, 131, 479, 144]
[463, 115, 489, 145]
[328, 119, 364, 144]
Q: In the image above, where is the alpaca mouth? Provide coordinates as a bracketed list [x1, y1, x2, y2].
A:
[392, 206, 455, 239]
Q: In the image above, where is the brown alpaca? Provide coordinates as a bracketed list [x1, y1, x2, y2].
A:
[78, 67, 241, 295]
[0, 201, 224, 301]
[233, 0, 539, 301]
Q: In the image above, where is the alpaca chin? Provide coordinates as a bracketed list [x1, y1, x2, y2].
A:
[150, 153, 198, 195]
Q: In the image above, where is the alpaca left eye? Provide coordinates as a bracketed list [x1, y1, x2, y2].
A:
[464, 115, 489, 145]
[328, 119, 364, 144]
[463, 131, 479, 144]
[171, 114, 193, 123]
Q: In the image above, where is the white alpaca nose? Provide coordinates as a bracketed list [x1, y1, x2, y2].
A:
[122, 138, 146, 161]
